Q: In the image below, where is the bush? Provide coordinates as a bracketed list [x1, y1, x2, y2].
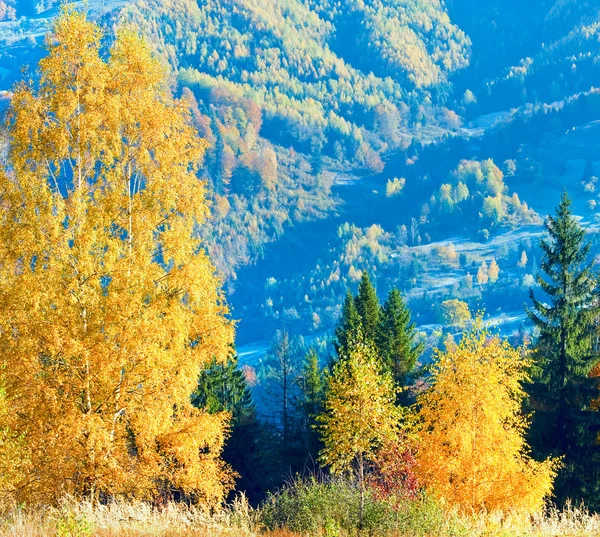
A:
[258, 476, 469, 536]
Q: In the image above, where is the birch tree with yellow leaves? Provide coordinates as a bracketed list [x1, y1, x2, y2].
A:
[318, 331, 402, 527]
[0, 9, 234, 504]
[414, 327, 558, 514]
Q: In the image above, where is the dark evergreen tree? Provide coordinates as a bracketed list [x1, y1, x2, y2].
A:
[295, 348, 326, 465]
[334, 275, 420, 403]
[263, 329, 302, 447]
[262, 330, 312, 482]
[377, 287, 423, 392]
[527, 192, 600, 507]
[354, 271, 381, 343]
[192, 355, 267, 504]
[334, 288, 362, 357]
[192, 356, 254, 418]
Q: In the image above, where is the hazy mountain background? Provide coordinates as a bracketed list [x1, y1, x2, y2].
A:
[3, 0, 600, 361]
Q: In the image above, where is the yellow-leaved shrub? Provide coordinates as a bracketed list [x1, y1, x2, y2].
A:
[413, 327, 558, 514]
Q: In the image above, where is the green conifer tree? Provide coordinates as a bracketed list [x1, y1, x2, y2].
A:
[192, 355, 254, 420]
[527, 192, 600, 506]
[296, 348, 326, 464]
[192, 355, 264, 503]
[378, 288, 423, 391]
[355, 272, 381, 343]
[334, 289, 362, 357]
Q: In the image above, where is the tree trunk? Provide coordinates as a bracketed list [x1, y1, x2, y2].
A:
[558, 323, 568, 454]
[358, 452, 365, 530]
[283, 362, 288, 446]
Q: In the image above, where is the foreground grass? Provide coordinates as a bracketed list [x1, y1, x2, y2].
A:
[0, 496, 257, 537]
[0, 497, 599, 537]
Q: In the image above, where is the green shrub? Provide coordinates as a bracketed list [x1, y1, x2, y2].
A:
[258, 476, 469, 536]
[54, 507, 92, 537]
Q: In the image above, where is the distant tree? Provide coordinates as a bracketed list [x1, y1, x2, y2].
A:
[440, 299, 471, 328]
[365, 149, 385, 174]
[318, 332, 402, 528]
[410, 218, 420, 246]
[377, 288, 423, 392]
[488, 258, 500, 283]
[462, 89, 476, 106]
[518, 250, 528, 269]
[504, 159, 517, 177]
[374, 103, 401, 143]
[386, 177, 406, 198]
[264, 330, 302, 447]
[527, 192, 600, 506]
[454, 181, 469, 203]
[414, 327, 558, 514]
[477, 261, 489, 285]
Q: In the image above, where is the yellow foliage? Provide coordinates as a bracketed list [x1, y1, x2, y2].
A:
[0, 9, 234, 505]
[414, 327, 558, 514]
[440, 299, 471, 327]
[318, 333, 402, 476]
[0, 381, 26, 498]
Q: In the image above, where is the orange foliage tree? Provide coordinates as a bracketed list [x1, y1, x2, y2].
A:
[413, 326, 558, 514]
[0, 9, 234, 504]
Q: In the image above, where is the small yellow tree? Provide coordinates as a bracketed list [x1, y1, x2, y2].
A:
[488, 258, 500, 283]
[477, 261, 489, 285]
[318, 332, 402, 526]
[414, 327, 558, 514]
[0, 9, 234, 504]
[440, 299, 471, 328]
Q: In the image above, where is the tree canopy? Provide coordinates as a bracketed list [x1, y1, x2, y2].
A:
[414, 327, 557, 514]
[0, 9, 234, 505]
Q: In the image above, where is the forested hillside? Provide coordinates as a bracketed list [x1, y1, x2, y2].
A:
[3, 5, 600, 537]
[4, 0, 600, 348]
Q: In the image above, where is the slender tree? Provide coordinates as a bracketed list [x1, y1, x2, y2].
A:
[354, 271, 381, 343]
[318, 331, 401, 528]
[527, 192, 600, 505]
[377, 288, 423, 391]
[295, 348, 326, 464]
[264, 329, 301, 447]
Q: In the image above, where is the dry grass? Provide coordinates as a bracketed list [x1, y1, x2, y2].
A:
[448, 503, 600, 537]
[0, 495, 258, 537]
[0, 498, 599, 537]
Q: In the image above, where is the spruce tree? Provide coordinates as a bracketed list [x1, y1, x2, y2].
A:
[378, 288, 423, 390]
[192, 355, 265, 503]
[296, 348, 326, 464]
[355, 272, 381, 343]
[334, 289, 362, 357]
[192, 355, 255, 421]
[527, 192, 600, 506]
